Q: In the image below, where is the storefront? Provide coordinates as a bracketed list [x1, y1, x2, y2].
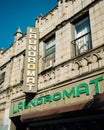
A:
[20, 94, 104, 130]
[10, 74, 104, 130]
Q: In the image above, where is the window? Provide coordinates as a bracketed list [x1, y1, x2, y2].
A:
[72, 16, 92, 56]
[0, 72, 5, 85]
[44, 36, 55, 67]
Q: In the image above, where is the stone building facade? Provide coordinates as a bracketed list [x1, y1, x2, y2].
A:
[0, 28, 26, 130]
[0, 0, 104, 130]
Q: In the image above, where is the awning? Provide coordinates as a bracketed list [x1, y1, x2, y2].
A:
[20, 101, 88, 123]
[20, 93, 104, 123]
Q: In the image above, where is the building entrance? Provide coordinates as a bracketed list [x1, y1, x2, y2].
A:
[29, 119, 104, 130]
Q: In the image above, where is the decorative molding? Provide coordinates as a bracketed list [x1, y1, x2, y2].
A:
[38, 45, 104, 90]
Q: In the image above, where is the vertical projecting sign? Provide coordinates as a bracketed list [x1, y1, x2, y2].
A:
[23, 27, 39, 93]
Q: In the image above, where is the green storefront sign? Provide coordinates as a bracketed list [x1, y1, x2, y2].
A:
[12, 76, 104, 114]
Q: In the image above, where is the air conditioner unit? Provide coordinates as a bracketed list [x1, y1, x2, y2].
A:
[44, 60, 53, 69]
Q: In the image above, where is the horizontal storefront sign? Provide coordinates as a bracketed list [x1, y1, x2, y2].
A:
[12, 76, 104, 114]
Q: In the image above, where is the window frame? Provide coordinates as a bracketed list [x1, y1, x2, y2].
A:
[44, 35, 56, 63]
[0, 72, 5, 85]
[72, 14, 92, 56]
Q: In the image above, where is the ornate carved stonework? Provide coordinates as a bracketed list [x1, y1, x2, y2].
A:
[38, 45, 104, 90]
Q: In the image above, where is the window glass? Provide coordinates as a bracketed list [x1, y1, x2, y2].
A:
[46, 37, 55, 49]
[73, 16, 92, 56]
[75, 17, 90, 38]
[0, 72, 5, 85]
[45, 36, 55, 63]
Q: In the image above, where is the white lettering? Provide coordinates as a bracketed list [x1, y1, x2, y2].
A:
[28, 44, 36, 51]
[30, 28, 37, 34]
[24, 28, 39, 92]
[27, 70, 35, 76]
[29, 33, 37, 39]
[27, 77, 35, 83]
[27, 83, 34, 90]
[29, 39, 37, 45]
[28, 57, 36, 63]
[28, 51, 36, 56]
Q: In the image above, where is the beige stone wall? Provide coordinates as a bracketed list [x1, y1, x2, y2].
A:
[0, 46, 13, 67]
[0, 36, 26, 67]
[1, 0, 103, 94]
[38, 22, 72, 74]
[38, 45, 104, 90]
[13, 36, 26, 55]
[55, 23, 72, 65]
[38, 0, 104, 90]
[0, 110, 4, 125]
[1, 52, 25, 89]
[36, 0, 97, 39]
[5, 62, 13, 88]
[0, 36, 26, 112]
[10, 55, 24, 86]
[0, 37, 26, 87]
[90, 0, 104, 48]
[39, 41, 45, 73]
[38, 0, 104, 74]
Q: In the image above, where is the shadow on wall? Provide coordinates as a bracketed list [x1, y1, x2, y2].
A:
[83, 93, 104, 110]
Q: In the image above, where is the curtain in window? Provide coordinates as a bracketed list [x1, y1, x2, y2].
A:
[75, 17, 90, 56]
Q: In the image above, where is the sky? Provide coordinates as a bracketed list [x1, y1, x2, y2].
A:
[0, 0, 57, 50]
